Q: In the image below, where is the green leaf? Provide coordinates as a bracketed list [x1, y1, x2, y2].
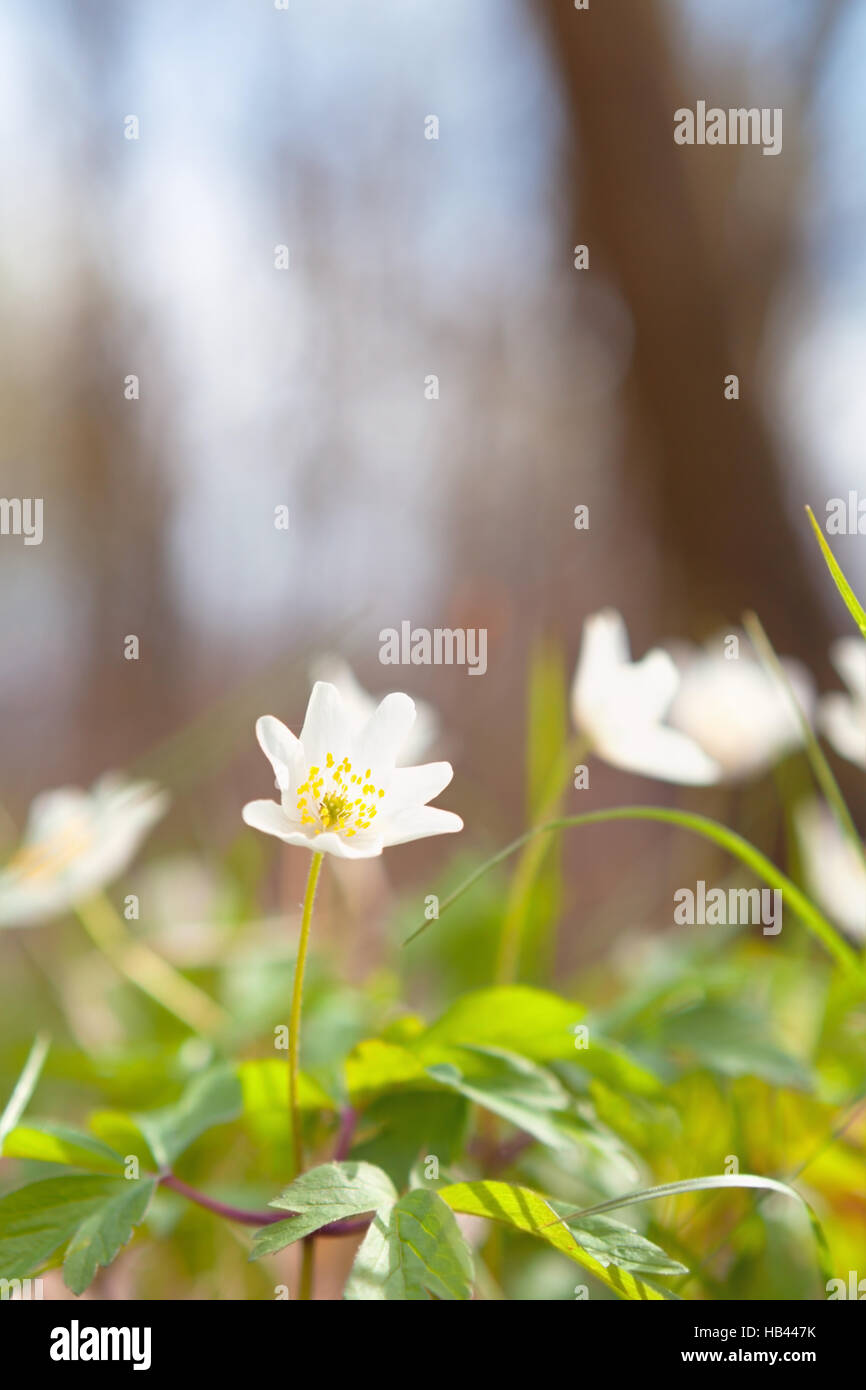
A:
[349, 1092, 467, 1190]
[87, 1111, 157, 1172]
[806, 505, 866, 637]
[344, 1189, 473, 1300]
[426, 1045, 573, 1151]
[250, 1161, 397, 1258]
[62, 1179, 156, 1295]
[659, 1003, 812, 1089]
[547, 1205, 687, 1276]
[0, 1174, 155, 1292]
[439, 1180, 674, 1300]
[548, 1173, 831, 1285]
[405, 808, 864, 986]
[134, 1064, 242, 1167]
[0, 1034, 50, 1145]
[345, 1040, 430, 1104]
[238, 1058, 336, 1114]
[2, 1122, 126, 1175]
[412, 986, 584, 1062]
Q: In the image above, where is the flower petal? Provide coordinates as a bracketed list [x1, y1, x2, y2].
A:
[820, 693, 866, 769]
[242, 799, 296, 840]
[256, 715, 302, 791]
[597, 724, 721, 785]
[352, 693, 417, 775]
[298, 682, 351, 766]
[386, 761, 454, 812]
[831, 637, 866, 703]
[382, 805, 463, 846]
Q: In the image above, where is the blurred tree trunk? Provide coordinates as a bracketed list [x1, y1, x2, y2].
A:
[537, 0, 841, 669]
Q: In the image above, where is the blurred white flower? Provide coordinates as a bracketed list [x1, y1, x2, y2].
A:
[0, 775, 168, 928]
[571, 609, 720, 785]
[309, 655, 438, 764]
[666, 635, 814, 781]
[818, 637, 865, 769]
[243, 681, 462, 859]
[795, 800, 866, 942]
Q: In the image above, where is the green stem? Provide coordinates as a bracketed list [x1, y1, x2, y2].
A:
[495, 735, 588, 986]
[289, 853, 323, 1180]
[75, 894, 227, 1036]
[289, 852, 323, 1304]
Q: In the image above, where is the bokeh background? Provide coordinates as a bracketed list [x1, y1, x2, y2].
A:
[0, 0, 864, 1300]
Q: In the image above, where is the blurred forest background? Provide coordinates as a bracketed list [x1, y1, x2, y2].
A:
[0, 0, 864, 971]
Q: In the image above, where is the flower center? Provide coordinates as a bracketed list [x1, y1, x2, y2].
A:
[295, 753, 385, 838]
[7, 818, 94, 883]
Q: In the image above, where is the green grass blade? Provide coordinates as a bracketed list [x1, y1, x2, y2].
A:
[0, 1033, 51, 1146]
[805, 505, 866, 637]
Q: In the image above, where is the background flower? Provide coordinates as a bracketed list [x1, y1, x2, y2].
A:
[571, 610, 720, 785]
[667, 636, 814, 781]
[0, 775, 168, 928]
[796, 800, 866, 942]
[818, 637, 866, 769]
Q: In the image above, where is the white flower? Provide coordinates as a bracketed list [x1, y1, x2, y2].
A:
[309, 655, 438, 764]
[818, 637, 865, 769]
[0, 775, 168, 928]
[666, 635, 814, 781]
[571, 610, 720, 785]
[242, 681, 462, 859]
[795, 800, 865, 942]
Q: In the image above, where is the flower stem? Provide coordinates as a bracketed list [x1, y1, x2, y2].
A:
[289, 852, 323, 1180]
[75, 893, 227, 1036]
[288, 852, 324, 1303]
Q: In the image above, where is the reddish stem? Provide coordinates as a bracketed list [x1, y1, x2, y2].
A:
[159, 1173, 369, 1237]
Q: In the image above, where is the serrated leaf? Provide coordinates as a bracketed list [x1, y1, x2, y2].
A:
[413, 986, 584, 1062]
[344, 1189, 473, 1300]
[426, 1045, 572, 1151]
[134, 1064, 242, 1167]
[547, 1204, 687, 1276]
[62, 1178, 156, 1294]
[0, 1174, 154, 1291]
[2, 1122, 125, 1175]
[250, 1161, 397, 1258]
[439, 1180, 675, 1300]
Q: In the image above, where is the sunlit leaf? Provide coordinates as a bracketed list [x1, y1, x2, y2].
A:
[344, 1188, 473, 1300]
[250, 1161, 396, 1258]
[439, 1180, 675, 1300]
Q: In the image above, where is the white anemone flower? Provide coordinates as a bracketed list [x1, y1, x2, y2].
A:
[666, 635, 814, 781]
[0, 775, 168, 928]
[795, 800, 865, 943]
[309, 655, 438, 764]
[242, 681, 462, 859]
[571, 610, 720, 785]
[818, 637, 865, 770]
